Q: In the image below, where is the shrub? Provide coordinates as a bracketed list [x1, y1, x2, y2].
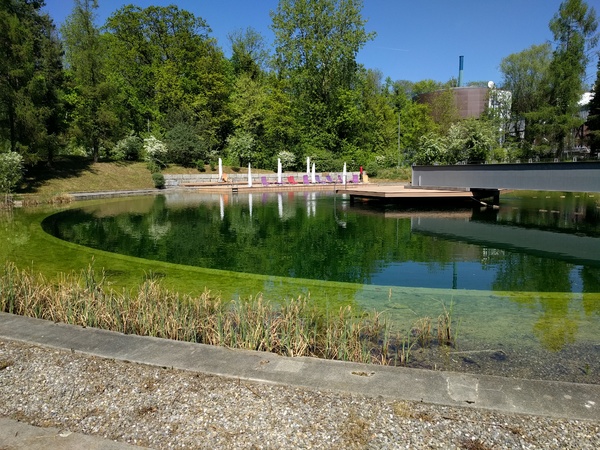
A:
[152, 172, 165, 189]
[143, 136, 168, 168]
[196, 160, 206, 172]
[111, 134, 143, 161]
[0, 152, 24, 194]
[164, 123, 206, 167]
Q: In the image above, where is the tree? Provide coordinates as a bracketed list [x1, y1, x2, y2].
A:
[228, 27, 269, 79]
[500, 43, 553, 145]
[270, 0, 375, 157]
[447, 117, 498, 163]
[587, 60, 600, 156]
[0, 0, 64, 164]
[62, 0, 121, 162]
[104, 4, 231, 149]
[546, 0, 598, 155]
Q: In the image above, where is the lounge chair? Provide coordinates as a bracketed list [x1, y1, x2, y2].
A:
[287, 175, 298, 184]
[261, 176, 271, 187]
[315, 175, 326, 184]
[325, 175, 334, 183]
[337, 175, 344, 183]
[302, 175, 310, 184]
[350, 174, 360, 183]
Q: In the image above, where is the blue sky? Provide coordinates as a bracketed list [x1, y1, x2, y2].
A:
[43, 0, 598, 87]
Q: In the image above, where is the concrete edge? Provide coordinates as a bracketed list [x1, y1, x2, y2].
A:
[0, 312, 598, 422]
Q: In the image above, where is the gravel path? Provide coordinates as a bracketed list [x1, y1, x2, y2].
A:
[0, 339, 599, 449]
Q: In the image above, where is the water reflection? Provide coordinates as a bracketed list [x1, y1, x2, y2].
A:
[41, 190, 600, 294]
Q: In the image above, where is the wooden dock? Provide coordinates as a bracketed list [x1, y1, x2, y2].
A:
[336, 184, 497, 206]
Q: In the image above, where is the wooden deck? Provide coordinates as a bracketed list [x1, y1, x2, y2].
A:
[337, 184, 471, 198]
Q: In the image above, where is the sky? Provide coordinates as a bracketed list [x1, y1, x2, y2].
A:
[42, 0, 599, 87]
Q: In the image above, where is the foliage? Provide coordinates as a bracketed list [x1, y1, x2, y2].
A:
[143, 136, 167, 168]
[413, 132, 447, 165]
[271, 0, 375, 156]
[228, 27, 269, 79]
[225, 130, 256, 166]
[164, 123, 206, 167]
[103, 4, 231, 147]
[62, 0, 124, 162]
[277, 150, 296, 170]
[500, 43, 552, 144]
[110, 133, 142, 161]
[587, 60, 600, 155]
[151, 172, 165, 189]
[546, 0, 598, 154]
[0, 152, 24, 194]
[0, 0, 65, 164]
[446, 118, 498, 163]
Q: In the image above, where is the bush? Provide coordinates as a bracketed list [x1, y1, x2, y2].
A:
[111, 134, 143, 161]
[196, 160, 206, 172]
[144, 136, 168, 168]
[152, 172, 165, 189]
[0, 152, 24, 194]
[164, 123, 206, 167]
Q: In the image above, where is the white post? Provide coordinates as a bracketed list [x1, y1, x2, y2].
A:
[248, 163, 252, 187]
[277, 158, 282, 184]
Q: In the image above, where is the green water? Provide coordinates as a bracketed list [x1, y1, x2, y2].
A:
[2, 191, 600, 370]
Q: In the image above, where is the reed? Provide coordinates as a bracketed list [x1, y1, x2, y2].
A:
[0, 262, 457, 366]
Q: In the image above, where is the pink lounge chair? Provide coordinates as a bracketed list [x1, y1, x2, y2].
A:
[287, 175, 298, 184]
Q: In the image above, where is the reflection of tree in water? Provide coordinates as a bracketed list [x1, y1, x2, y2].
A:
[492, 253, 572, 293]
[494, 254, 580, 351]
[532, 295, 577, 352]
[581, 267, 600, 316]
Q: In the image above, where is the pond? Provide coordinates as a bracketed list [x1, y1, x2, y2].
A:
[42, 190, 600, 293]
[36, 190, 600, 382]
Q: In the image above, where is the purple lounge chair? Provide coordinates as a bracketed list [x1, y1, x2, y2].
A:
[315, 175, 326, 184]
[337, 174, 344, 183]
[325, 175, 334, 183]
[302, 175, 310, 184]
[261, 176, 271, 186]
[350, 174, 360, 183]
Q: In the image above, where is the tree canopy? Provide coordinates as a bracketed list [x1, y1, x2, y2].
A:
[0, 0, 598, 181]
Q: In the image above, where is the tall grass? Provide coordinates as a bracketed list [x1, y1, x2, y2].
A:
[0, 262, 458, 365]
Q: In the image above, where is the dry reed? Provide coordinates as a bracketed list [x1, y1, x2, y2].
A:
[0, 262, 458, 365]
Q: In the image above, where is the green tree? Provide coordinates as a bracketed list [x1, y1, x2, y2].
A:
[447, 117, 498, 163]
[586, 59, 600, 157]
[546, 0, 598, 156]
[62, 0, 122, 162]
[270, 0, 375, 158]
[500, 43, 552, 147]
[399, 100, 437, 158]
[228, 27, 269, 79]
[104, 5, 231, 149]
[0, 0, 64, 163]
